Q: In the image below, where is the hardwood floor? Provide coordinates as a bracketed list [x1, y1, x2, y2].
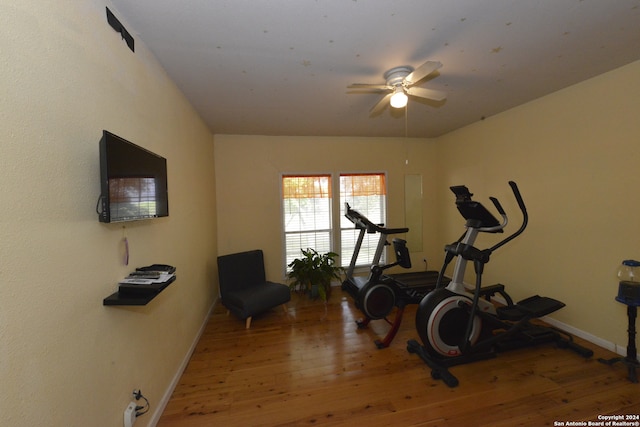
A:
[158, 290, 640, 426]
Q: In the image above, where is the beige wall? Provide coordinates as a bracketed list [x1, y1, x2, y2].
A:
[0, 1, 217, 426]
[214, 135, 441, 280]
[436, 60, 640, 348]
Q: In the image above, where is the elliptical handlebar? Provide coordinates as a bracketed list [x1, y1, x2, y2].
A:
[508, 180, 527, 215]
[489, 181, 528, 253]
[489, 197, 505, 216]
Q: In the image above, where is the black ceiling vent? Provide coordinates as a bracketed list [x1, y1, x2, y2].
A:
[106, 7, 134, 52]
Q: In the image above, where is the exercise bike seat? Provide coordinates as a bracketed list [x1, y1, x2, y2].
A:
[496, 295, 565, 321]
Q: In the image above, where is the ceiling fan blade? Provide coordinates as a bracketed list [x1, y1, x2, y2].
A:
[348, 83, 391, 90]
[369, 93, 392, 115]
[406, 86, 447, 102]
[404, 61, 442, 86]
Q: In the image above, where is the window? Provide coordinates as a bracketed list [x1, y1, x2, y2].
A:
[282, 173, 386, 271]
[282, 175, 332, 268]
[339, 173, 386, 267]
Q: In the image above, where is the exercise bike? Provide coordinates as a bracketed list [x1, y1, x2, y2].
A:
[407, 181, 593, 387]
[342, 203, 444, 348]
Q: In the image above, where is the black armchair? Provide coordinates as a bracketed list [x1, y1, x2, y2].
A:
[217, 249, 290, 328]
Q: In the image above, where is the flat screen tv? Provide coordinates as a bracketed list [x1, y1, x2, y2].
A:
[97, 130, 169, 223]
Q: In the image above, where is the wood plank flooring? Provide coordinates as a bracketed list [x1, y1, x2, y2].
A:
[158, 290, 640, 426]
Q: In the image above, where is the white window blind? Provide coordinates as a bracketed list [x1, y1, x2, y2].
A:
[339, 173, 387, 267]
[282, 175, 332, 269]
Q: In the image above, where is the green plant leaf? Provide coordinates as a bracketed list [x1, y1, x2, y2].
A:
[286, 248, 344, 301]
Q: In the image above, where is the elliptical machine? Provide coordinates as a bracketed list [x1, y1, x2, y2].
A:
[408, 181, 593, 387]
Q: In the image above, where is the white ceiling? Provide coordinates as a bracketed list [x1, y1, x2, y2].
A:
[109, 0, 640, 138]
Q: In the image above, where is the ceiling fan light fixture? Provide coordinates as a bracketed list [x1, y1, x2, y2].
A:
[348, 61, 446, 115]
[390, 87, 408, 108]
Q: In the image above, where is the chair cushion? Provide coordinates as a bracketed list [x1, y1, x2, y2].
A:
[222, 281, 291, 319]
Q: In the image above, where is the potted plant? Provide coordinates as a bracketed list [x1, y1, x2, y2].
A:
[287, 248, 344, 301]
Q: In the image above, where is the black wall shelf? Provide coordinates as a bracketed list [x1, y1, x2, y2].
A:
[103, 276, 176, 306]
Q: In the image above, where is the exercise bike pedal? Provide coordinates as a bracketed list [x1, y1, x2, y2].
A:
[496, 295, 565, 321]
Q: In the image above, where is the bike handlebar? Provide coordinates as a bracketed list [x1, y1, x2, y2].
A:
[344, 203, 409, 235]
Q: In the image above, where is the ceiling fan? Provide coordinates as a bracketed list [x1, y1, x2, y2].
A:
[348, 60, 446, 115]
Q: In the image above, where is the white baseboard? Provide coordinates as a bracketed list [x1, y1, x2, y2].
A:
[540, 315, 632, 358]
[491, 294, 632, 359]
[148, 298, 217, 426]
[540, 316, 613, 350]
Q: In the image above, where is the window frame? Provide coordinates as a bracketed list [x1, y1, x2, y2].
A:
[338, 172, 388, 269]
[281, 171, 388, 277]
[281, 173, 334, 276]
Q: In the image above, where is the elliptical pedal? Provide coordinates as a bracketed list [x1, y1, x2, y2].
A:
[496, 295, 565, 321]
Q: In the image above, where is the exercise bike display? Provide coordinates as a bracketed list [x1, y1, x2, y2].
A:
[342, 203, 444, 348]
[407, 181, 593, 387]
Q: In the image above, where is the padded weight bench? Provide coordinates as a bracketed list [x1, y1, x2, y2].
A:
[217, 249, 290, 328]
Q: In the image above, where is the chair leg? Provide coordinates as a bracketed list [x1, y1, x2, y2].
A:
[282, 304, 288, 313]
[245, 316, 252, 329]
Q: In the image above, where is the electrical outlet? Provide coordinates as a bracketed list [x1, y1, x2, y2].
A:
[124, 401, 137, 427]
